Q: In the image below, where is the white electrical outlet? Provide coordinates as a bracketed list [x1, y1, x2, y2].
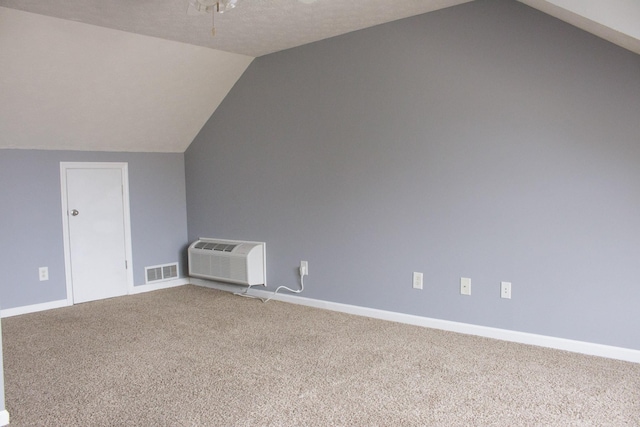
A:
[413, 272, 423, 290]
[460, 277, 471, 295]
[39, 267, 49, 281]
[501, 281, 511, 299]
[300, 261, 308, 276]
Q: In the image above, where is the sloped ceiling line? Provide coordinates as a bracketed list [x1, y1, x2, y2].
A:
[0, 0, 638, 153]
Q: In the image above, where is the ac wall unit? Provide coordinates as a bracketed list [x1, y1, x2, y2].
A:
[188, 238, 266, 286]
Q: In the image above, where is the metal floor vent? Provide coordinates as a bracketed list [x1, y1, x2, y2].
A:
[145, 262, 179, 283]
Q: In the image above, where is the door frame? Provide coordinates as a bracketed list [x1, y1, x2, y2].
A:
[60, 162, 135, 304]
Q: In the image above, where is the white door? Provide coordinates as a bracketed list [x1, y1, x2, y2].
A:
[63, 165, 130, 303]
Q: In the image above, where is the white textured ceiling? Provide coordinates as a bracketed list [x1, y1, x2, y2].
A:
[0, 0, 472, 58]
[0, 0, 638, 57]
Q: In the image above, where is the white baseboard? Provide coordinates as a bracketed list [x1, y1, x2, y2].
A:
[130, 278, 189, 295]
[0, 409, 9, 426]
[1, 299, 70, 318]
[190, 279, 640, 364]
[1, 279, 189, 318]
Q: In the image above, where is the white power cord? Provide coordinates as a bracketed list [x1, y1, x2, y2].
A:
[234, 266, 306, 303]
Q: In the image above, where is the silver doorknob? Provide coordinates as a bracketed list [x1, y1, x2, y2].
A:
[71, 209, 79, 216]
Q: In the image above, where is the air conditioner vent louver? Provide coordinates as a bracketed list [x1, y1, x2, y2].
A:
[194, 242, 238, 252]
[188, 238, 265, 286]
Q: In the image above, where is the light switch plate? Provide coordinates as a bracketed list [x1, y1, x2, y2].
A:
[460, 277, 471, 295]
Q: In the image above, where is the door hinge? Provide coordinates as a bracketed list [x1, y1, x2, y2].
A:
[125, 260, 128, 269]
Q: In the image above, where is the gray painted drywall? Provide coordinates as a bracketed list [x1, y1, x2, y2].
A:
[0, 150, 188, 310]
[185, 0, 640, 350]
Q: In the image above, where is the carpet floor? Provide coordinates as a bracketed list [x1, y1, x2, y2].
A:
[2, 285, 639, 426]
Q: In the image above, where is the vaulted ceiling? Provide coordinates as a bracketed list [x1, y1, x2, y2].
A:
[1, 0, 639, 153]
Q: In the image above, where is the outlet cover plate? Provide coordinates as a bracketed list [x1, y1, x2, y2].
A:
[413, 272, 423, 290]
[501, 281, 511, 299]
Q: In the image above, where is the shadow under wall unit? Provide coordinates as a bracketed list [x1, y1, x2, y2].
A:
[188, 238, 266, 286]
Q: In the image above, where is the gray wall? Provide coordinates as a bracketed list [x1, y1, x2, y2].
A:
[0, 149, 188, 310]
[185, 0, 640, 350]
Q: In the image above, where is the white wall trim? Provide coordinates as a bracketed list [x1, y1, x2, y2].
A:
[0, 280, 188, 318]
[0, 409, 9, 426]
[1, 299, 70, 318]
[130, 278, 189, 295]
[190, 278, 640, 364]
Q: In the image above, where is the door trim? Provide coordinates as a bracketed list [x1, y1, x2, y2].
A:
[60, 162, 135, 304]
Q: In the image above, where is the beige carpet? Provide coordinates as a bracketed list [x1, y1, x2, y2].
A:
[2, 285, 639, 426]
